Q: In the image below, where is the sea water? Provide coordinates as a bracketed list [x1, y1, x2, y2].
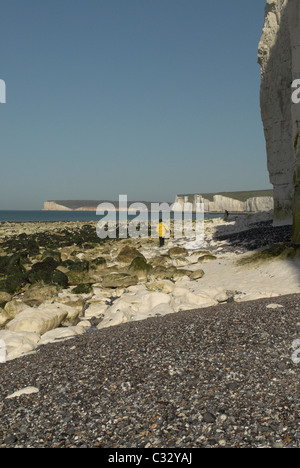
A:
[0, 211, 225, 223]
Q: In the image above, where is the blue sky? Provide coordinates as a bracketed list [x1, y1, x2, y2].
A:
[0, 0, 270, 209]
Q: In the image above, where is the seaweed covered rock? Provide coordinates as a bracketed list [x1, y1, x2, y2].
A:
[41, 250, 62, 263]
[0, 273, 28, 295]
[0, 292, 12, 308]
[128, 257, 152, 281]
[61, 259, 89, 272]
[102, 272, 138, 289]
[71, 283, 93, 295]
[116, 246, 146, 264]
[27, 257, 68, 288]
[168, 247, 188, 258]
[0, 254, 27, 276]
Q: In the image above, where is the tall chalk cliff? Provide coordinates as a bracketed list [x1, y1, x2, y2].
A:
[258, 0, 300, 241]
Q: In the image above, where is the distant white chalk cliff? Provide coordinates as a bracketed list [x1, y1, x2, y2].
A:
[44, 191, 274, 213]
[174, 191, 274, 213]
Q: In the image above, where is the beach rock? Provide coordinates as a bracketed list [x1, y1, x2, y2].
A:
[102, 272, 139, 289]
[128, 257, 152, 281]
[149, 266, 175, 281]
[214, 291, 229, 303]
[65, 270, 92, 285]
[116, 246, 146, 264]
[168, 247, 188, 258]
[53, 294, 85, 313]
[0, 309, 11, 328]
[172, 269, 192, 281]
[61, 259, 89, 272]
[171, 288, 217, 312]
[97, 300, 137, 329]
[146, 280, 175, 294]
[0, 254, 26, 276]
[147, 303, 175, 317]
[6, 304, 68, 334]
[0, 330, 40, 361]
[189, 269, 205, 280]
[138, 292, 171, 315]
[71, 283, 93, 294]
[41, 250, 62, 263]
[149, 255, 172, 267]
[38, 325, 86, 346]
[22, 284, 60, 307]
[57, 302, 82, 327]
[171, 257, 190, 267]
[198, 254, 217, 263]
[0, 273, 28, 295]
[84, 303, 109, 319]
[6, 387, 40, 399]
[89, 257, 107, 269]
[27, 257, 68, 288]
[4, 299, 30, 319]
[266, 303, 284, 309]
[0, 291, 12, 307]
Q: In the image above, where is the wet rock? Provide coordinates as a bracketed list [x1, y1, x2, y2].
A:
[198, 254, 217, 263]
[72, 284, 93, 295]
[102, 273, 139, 289]
[146, 280, 175, 294]
[128, 257, 152, 281]
[0, 273, 28, 295]
[22, 284, 60, 307]
[61, 259, 89, 272]
[149, 266, 176, 281]
[41, 250, 62, 263]
[149, 255, 172, 267]
[0, 291, 12, 307]
[189, 269, 205, 280]
[168, 247, 188, 258]
[27, 257, 68, 287]
[116, 246, 146, 264]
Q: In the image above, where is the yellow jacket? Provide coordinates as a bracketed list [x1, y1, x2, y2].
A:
[157, 222, 169, 237]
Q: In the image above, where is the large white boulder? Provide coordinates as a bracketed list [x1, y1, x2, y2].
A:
[97, 300, 138, 329]
[38, 325, 86, 346]
[171, 287, 217, 312]
[84, 303, 109, 319]
[0, 330, 40, 361]
[6, 304, 68, 334]
[138, 292, 171, 315]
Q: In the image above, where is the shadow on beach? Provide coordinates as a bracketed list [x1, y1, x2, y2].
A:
[212, 217, 293, 254]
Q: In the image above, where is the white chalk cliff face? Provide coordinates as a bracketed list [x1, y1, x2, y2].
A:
[258, 0, 300, 241]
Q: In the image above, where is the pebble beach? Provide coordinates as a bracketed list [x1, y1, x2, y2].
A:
[0, 213, 300, 448]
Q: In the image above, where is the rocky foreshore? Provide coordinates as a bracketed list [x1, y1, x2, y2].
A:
[0, 213, 299, 362]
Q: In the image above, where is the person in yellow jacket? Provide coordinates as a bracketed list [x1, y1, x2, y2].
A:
[156, 218, 169, 247]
